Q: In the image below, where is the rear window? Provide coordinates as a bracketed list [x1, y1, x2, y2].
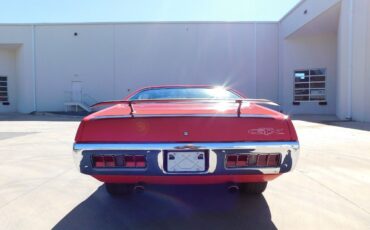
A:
[129, 87, 241, 100]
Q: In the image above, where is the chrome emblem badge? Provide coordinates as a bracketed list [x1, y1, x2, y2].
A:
[183, 131, 189, 136]
[248, 128, 285, 136]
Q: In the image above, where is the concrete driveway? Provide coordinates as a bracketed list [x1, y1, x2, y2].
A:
[0, 114, 369, 229]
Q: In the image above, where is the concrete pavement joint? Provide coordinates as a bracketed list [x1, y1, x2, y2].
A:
[0, 167, 74, 210]
[298, 170, 370, 216]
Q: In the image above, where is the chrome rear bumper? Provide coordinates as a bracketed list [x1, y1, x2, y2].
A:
[73, 141, 299, 175]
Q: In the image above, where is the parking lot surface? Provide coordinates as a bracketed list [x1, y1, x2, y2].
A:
[0, 114, 369, 230]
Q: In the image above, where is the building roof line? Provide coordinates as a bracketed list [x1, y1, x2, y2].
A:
[279, 0, 306, 22]
[0, 21, 279, 27]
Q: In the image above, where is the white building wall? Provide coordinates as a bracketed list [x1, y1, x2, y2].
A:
[280, 0, 340, 38]
[337, 0, 370, 121]
[256, 24, 279, 102]
[280, 34, 337, 115]
[366, 1, 370, 121]
[279, 0, 339, 115]
[336, 0, 351, 120]
[34, 23, 279, 111]
[0, 47, 17, 112]
[350, 0, 370, 122]
[0, 26, 34, 113]
[35, 25, 116, 111]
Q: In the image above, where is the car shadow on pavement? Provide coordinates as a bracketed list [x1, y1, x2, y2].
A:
[53, 184, 276, 230]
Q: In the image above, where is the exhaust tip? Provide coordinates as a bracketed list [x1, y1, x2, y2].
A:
[134, 184, 145, 192]
[227, 184, 240, 193]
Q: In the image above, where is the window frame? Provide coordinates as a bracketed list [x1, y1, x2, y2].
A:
[293, 68, 327, 103]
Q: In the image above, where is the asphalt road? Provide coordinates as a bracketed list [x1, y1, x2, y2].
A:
[0, 114, 369, 229]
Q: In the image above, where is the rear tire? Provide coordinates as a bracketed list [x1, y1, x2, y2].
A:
[238, 182, 267, 195]
[105, 183, 134, 196]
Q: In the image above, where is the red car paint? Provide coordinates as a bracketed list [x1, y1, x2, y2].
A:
[93, 174, 281, 184]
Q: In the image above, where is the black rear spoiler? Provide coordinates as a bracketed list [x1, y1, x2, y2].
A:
[91, 99, 279, 118]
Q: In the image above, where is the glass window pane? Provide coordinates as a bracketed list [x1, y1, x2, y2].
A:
[0, 96, 8, 102]
[0, 92, 7, 96]
[310, 89, 325, 95]
[0, 82, 7, 86]
[310, 82, 325, 88]
[295, 83, 309, 89]
[0, 76, 7, 81]
[295, 70, 309, 76]
[294, 89, 309, 95]
[310, 69, 325, 75]
[311, 76, 325, 82]
[294, 96, 309, 101]
[310, 95, 325, 101]
[294, 71, 309, 82]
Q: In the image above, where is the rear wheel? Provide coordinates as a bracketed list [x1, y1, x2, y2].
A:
[105, 183, 134, 196]
[238, 182, 267, 194]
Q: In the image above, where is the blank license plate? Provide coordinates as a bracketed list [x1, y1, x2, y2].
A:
[167, 151, 206, 172]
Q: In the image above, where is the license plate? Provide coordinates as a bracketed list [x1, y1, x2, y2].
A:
[167, 151, 206, 172]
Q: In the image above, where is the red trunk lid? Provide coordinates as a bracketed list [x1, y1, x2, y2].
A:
[75, 103, 297, 143]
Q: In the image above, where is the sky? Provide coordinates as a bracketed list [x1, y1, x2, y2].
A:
[0, 0, 301, 23]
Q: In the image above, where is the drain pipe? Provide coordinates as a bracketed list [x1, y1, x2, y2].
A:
[347, 0, 353, 120]
[32, 25, 37, 112]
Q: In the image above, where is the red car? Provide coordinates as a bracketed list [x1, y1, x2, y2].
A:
[73, 85, 299, 195]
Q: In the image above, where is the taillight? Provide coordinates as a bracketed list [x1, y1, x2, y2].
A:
[123, 155, 146, 168]
[124, 155, 135, 167]
[134, 155, 146, 168]
[225, 155, 237, 168]
[236, 155, 248, 167]
[93, 156, 105, 168]
[266, 154, 280, 167]
[225, 154, 280, 168]
[92, 155, 146, 168]
[104, 156, 116, 167]
[256, 155, 268, 166]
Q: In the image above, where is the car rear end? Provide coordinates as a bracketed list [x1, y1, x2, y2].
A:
[73, 100, 299, 195]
